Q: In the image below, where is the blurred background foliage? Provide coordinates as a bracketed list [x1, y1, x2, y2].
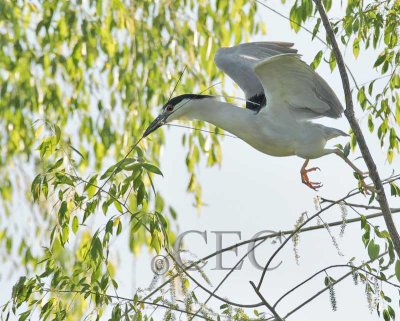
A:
[0, 0, 399, 320]
[0, 0, 262, 320]
[0, 0, 261, 261]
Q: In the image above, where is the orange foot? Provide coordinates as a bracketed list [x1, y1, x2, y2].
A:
[300, 160, 322, 191]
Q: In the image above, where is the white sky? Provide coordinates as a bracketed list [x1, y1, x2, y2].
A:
[2, 1, 400, 321]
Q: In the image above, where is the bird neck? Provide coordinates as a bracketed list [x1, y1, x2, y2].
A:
[184, 97, 255, 137]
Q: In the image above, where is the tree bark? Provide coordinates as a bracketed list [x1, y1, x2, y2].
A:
[313, 0, 400, 257]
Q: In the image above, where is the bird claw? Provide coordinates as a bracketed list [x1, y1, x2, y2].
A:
[303, 180, 323, 190]
[301, 168, 323, 191]
[305, 167, 320, 173]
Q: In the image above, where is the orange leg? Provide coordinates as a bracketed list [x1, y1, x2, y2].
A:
[300, 159, 322, 190]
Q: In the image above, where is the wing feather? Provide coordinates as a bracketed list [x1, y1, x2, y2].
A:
[253, 53, 343, 119]
[214, 42, 297, 102]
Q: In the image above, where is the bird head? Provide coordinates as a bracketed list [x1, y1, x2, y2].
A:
[143, 94, 212, 137]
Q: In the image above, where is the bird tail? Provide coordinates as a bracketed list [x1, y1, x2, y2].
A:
[326, 128, 349, 140]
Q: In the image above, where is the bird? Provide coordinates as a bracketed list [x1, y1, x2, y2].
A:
[143, 42, 367, 190]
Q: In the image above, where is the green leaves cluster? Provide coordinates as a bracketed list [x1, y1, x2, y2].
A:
[358, 214, 399, 319]
[293, 0, 400, 162]
[341, 0, 400, 162]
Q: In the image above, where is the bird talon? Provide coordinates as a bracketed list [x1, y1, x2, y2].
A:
[300, 161, 322, 191]
[306, 167, 320, 173]
[306, 182, 322, 190]
[301, 177, 322, 190]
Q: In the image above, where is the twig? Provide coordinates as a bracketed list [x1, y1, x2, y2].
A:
[250, 281, 284, 321]
[283, 252, 387, 318]
[321, 198, 400, 212]
[257, 192, 354, 289]
[274, 252, 399, 309]
[166, 249, 260, 308]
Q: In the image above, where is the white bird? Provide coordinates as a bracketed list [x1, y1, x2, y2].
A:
[144, 42, 366, 190]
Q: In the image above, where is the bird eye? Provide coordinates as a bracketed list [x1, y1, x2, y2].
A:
[166, 105, 174, 112]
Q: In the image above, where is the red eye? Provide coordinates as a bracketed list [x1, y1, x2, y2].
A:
[166, 105, 174, 112]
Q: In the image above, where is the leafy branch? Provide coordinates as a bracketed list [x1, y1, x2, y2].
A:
[312, 0, 400, 258]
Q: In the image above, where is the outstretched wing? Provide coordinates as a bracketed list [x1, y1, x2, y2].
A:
[253, 53, 344, 119]
[214, 42, 297, 111]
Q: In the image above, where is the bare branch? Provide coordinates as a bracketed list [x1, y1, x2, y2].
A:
[283, 252, 387, 318]
[274, 252, 399, 309]
[250, 281, 284, 321]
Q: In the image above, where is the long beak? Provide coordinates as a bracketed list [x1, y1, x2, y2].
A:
[143, 114, 167, 137]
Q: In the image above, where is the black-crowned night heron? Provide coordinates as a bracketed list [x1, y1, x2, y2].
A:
[144, 42, 366, 190]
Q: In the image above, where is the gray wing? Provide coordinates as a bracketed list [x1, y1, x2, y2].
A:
[253, 53, 344, 119]
[214, 42, 297, 109]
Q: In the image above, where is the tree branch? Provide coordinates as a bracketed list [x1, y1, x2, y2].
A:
[250, 281, 284, 321]
[313, 0, 400, 257]
[39, 288, 213, 320]
[283, 252, 387, 319]
[274, 252, 399, 309]
[321, 198, 400, 212]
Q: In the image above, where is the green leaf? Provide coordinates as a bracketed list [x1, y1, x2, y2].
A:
[137, 183, 146, 205]
[367, 239, 380, 260]
[91, 237, 103, 260]
[310, 50, 323, 70]
[169, 206, 177, 220]
[117, 220, 122, 235]
[390, 182, 400, 196]
[329, 51, 337, 71]
[58, 201, 68, 224]
[100, 165, 116, 180]
[367, 115, 374, 133]
[72, 216, 79, 234]
[114, 200, 123, 213]
[383, 309, 390, 321]
[61, 224, 70, 245]
[352, 37, 360, 58]
[142, 163, 163, 176]
[374, 53, 386, 68]
[54, 124, 61, 144]
[395, 260, 400, 282]
[18, 311, 30, 321]
[312, 18, 321, 40]
[31, 174, 41, 202]
[289, 5, 301, 32]
[150, 231, 161, 254]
